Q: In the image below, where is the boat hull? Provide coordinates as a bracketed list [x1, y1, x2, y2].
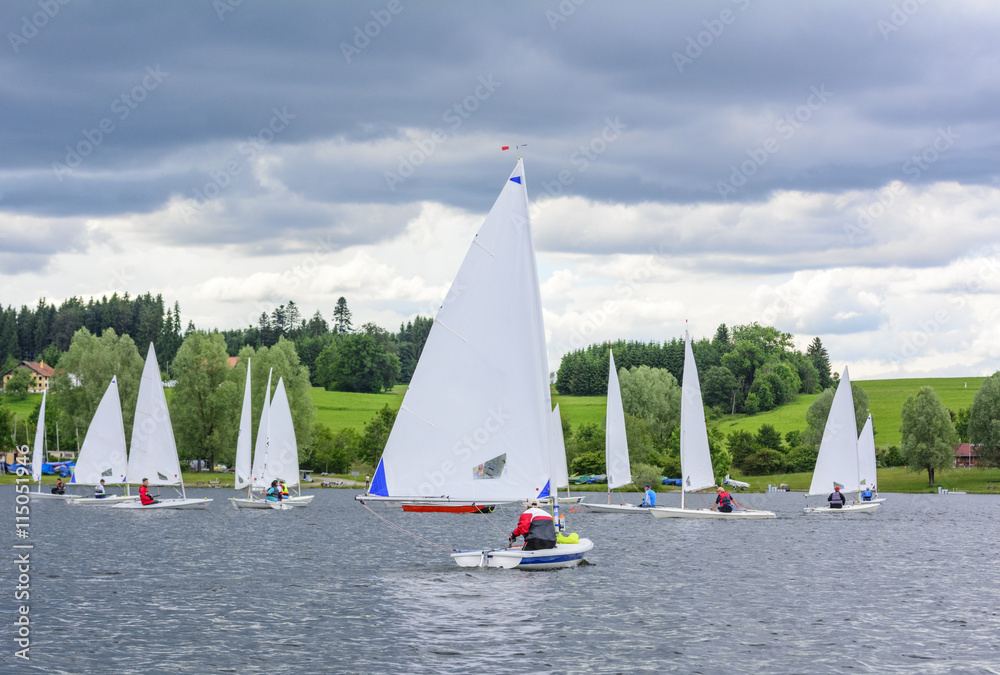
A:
[541, 496, 585, 505]
[112, 498, 213, 510]
[804, 502, 881, 513]
[452, 538, 594, 570]
[230, 497, 294, 510]
[30, 492, 78, 500]
[650, 506, 776, 519]
[68, 495, 138, 506]
[585, 503, 659, 514]
[402, 502, 498, 513]
[284, 494, 313, 507]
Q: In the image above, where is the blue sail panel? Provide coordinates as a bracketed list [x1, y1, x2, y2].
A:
[509, 176, 521, 184]
[538, 479, 550, 499]
[370, 459, 389, 497]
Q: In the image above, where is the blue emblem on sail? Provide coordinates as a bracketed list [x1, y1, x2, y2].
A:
[509, 176, 521, 184]
[538, 479, 550, 499]
[370, 459, 388, 497]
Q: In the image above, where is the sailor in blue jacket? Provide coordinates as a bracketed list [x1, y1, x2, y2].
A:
[639, 484, 656, 507]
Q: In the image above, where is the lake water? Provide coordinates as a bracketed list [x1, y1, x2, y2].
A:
[5, 487, 999, 674]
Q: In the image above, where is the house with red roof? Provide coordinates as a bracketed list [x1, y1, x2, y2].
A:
[2, 361, 56, 393]
[953, 443, 978, 468]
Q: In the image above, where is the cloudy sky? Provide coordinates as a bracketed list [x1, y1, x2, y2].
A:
[3, 1, 999, 378]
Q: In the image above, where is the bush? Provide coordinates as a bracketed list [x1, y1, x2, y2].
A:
[785, 446, 818, 473]
[744, 392, 761, 415]
[658, 454, 682, 480]
[741, 448, 789, 476]
[878, 445, 904, 468]
[570, 451, 605, 475]
[630, 462, 662, 490]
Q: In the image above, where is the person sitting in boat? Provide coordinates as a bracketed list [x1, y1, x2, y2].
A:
[279, 479, 289, 499]
[51, 479, 66, 495]
[712, 487, 735, 513]
[510, 499, 557, 551]
[94, 479, 107, 499]
[828, 486, 846, 508]
[266, 480, 282, 502]
[139, 478, 157, 505]
[861, 485, 874, 502]
[639, 484, 656, 507]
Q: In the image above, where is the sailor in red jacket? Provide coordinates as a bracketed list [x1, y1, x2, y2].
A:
[510, 499, 557, 551]
[139, 478, 157, 506]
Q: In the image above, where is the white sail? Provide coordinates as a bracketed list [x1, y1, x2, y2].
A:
[265, 378, 300, 488]
[71, 377, 128, 485]
[680, 330, 716, 493]
[126, 343, 182, 486]
[858, 414, 877, 491]
[250, 368, 273, 490]
[605, 350, 631, 490]
[808, 367, 861, 495]
[549, 404, 569, 490]
[370, 160, 552, 501]
[32, 391, 46, 483]
[234, 360, 253, 490]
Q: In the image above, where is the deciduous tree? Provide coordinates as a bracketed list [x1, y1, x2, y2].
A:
[900, 386, 958, 487]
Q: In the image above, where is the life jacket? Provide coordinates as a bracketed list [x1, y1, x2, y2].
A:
[266, 486, 280, 501]
[830, 490, 845, 505]
[718, 491, 732, 507]
[280, 482, 289, 497]
[140, 485, 155, 505]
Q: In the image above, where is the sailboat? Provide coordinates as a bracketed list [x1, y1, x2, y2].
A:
[540, 404, 583, 506]
[112, 343, 212, 510]
[652, 328, 775, 519]
[804, 367, 880, 514]
[265, 377, 312, 506]
[29, 391, 76, 500]
[358, 159, 592, 568]
[68, 376, 137, 505]
[857, 414, 884, 503]
[586, 351, 650, 514]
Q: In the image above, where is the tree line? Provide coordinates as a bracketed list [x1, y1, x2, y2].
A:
[556, 323, 833, 415]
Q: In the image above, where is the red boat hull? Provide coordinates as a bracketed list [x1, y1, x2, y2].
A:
[401, 503, 496, 514]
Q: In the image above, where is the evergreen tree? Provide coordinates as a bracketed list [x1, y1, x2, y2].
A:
[806, 337, 832, 390]
[333, 297, 352, 334]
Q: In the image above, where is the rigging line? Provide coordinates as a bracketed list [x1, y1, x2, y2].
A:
[358, 501, 453, 551]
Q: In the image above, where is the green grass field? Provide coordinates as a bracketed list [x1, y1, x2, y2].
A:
[728, 466, 1000, 494]
[551, 393, 607, 429]
[310, 385, 406, 432]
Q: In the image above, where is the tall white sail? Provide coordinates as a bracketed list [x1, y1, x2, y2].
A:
[265, 378, 300, 489]
[32, 391, 46, 483]
[605, 350, 631, 490]
[71, 377, 127, 485]
[370, 160, 551, 501]
[549, 404, 569, 490]
[126, 343, 182, 486]
[680, 330, 716, 493]
[808, 367, 861, 495]
[234, 360, 253, 490]
[858, 414, 877, 491]
[250, 368, 272, 490]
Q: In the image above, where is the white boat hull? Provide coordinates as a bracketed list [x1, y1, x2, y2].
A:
[650, 506, 776, 519]
[541, 496, 585, 505]
[452, 538, 594, 570]
[230, 497, 295, 510]
[804, 502, 881, 514]
[30, 492, 78, 500]
[585, 503, 659, 514]
[284, 494, 313, 507]
[112, 498, 213, 510]
[68, 495, 138, 506]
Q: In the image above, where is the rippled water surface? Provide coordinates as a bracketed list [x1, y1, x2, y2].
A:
[5, 488, 999, 673]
